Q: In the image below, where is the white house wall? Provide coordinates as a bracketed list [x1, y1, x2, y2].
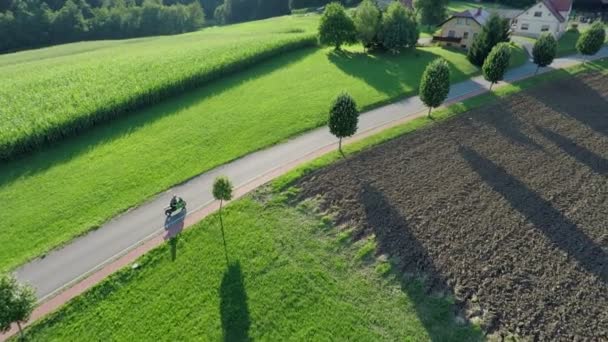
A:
[512, 2, 567, 38]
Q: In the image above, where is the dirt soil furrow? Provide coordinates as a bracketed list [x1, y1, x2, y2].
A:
[296, 71, 608, 341]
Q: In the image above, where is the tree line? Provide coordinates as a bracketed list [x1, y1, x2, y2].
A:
[319, 0, 418, 53]
[0, 0, 205, 53]
[213, 0, 290, 24]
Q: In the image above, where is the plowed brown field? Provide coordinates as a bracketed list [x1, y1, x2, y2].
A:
[297, 71, 608, 340]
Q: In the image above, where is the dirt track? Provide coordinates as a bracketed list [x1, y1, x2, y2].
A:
[297, 72, 608, 340]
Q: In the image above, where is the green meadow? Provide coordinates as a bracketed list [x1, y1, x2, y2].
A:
[0, 15, 318, 159]
[21, 192, 482, 341]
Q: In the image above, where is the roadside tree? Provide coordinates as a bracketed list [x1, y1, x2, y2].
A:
[0, 274, 36, 340]
[532, 33, 557, 74]
[353, 0, 381, 51]
[329, 92, 358, 156]
[212, 176, 233, 261]
[482, 42, 511, 90]
[419, 58, 450, 117]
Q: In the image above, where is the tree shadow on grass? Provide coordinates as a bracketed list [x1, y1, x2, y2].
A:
[536, 126, 608, 175]
[358, 182, 483, 341]
[0, 47, 318, 188]
[527, 75, 608, 138]
[459, 146, 608, 284]
[327, 48, 473, 99]
[220, 261, 251, 342]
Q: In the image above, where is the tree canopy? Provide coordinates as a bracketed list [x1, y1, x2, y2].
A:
[329, 92, 358, 154]
[419, 58, 450, 117]
[576, 21, 606, 57]
[414, 0, 447, 26]
[532, 33, 557, 73]
[380, 1, 418, 53]
[467, 13, 510, 67]
[353, 0, 381, 50]
[213, 176, 233, 202]
[482, 42, 511, 89]
[318, 2, 357, 50]
[0, 274, 37, 338]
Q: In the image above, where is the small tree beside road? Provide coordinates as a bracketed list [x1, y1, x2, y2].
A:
[213, 176, 233, 262]
[419, 58, 450, 118]
[532, 33, 557, 74]
[329, 92, 358, 156]
[482, 42, 511, 90]
[0, 274, 37, 340]
[319, 2, 357, 50]
[576, 21, 606, 62]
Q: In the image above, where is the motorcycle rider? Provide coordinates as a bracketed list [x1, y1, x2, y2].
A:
[170, 194, 178, 210]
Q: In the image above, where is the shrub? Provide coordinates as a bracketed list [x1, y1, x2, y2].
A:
[379, 2, 418, 53]
[353, 0, 381, 51]
[467, 13, 510, 67]
[419, 58, 450, 117]
[482, 42, 511, 90]
[328, 91, 358, 155]
[576, 21, 606, 60]
[318, 2, 357, 50]
[532, 33, 557, 74]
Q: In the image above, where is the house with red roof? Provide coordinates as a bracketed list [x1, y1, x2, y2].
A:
[432, 8, 491, 49]
[511, 0, 573, 38]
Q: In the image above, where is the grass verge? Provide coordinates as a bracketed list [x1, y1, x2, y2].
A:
[20, 192, 482, 341]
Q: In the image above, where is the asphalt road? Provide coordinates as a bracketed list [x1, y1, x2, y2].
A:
[15, 48, 608, 301]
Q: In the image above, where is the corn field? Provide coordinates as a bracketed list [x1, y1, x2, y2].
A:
[0, 15, 319, 160]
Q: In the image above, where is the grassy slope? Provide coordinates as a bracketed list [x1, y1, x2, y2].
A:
[0, 45, 479, 272]
[0, 15, 318, 159]
[22, 58, 608, 342]
[22, 194, 481, 341]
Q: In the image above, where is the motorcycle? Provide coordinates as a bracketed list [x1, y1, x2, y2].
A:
[164, 198, 187, 216]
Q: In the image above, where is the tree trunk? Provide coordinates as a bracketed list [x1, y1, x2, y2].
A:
[219, 200, 228, 264]
[535, 65, 540, 75]
[17, 321, 23, 340]
[338, 138, 344, 157]
[489, 82, 494, 90]
[427, 107, 432, 118]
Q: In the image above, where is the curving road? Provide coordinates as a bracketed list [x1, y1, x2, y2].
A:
[15, 48, 608, 302]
